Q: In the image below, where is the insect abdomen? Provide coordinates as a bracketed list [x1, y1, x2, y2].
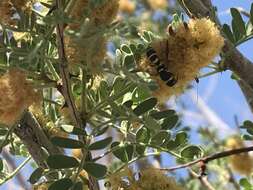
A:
[146, 46, 177, 87]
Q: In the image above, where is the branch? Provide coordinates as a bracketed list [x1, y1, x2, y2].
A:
[160, 145, 253, 172]
[14, 111, 62, 169]
[55, 1, 98, 189]
[55, 0, 83, 130]
[189, 169, 216, 190]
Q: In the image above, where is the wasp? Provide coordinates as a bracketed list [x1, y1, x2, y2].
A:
[146, 46, 177, 87]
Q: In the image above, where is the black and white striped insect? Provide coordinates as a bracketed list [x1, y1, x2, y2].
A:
[146, 46, 177, 87]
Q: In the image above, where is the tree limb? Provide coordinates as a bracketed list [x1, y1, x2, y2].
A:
[160, 145, 253, 172]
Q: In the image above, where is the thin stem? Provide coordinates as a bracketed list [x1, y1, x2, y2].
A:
[160, 145, 253, 172]
[189, 169, 216, 190]
[198, 70, 221, 79]
[0, 156, 31, 185]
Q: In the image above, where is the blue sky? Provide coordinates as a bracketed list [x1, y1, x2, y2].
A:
[2, 1, 253, 189]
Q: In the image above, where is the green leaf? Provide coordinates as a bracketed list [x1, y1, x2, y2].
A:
[29, 168, 44, 184]
[61, 125, 86, 136]
[132, 87, 151, 102]
[222, 24, 235, 43]
[161, 115, 179, 130]
[0, 158, 3, 172]
[240, 178, 252, 189]
[136, 145, 146, 155]
[175, 131, 188, 145]
[142, 30, 152, 43]
[123, 100, 133, 108]
[180, 145, 203, 159]
[83, 162, 107, 179]
[243, 120, 253, 128]
[133, 97, 157, 116]
[150, 110, 175, 120]
[47, 155, 79, 169]
[129, 44, 137, 53]
[111, 142, 133, 162]
[231, 73, 240, 80]
[250, 3, 253, 25]
[123, 55, 135, 70]
[231, 8, 246, 41]
[0, 128, 8, 136]
[51, 137, 84, 149]
[143, 115, 161, 131]
[89, 137, 112, 150]
[113, 77, 126, 93]
[72, 182, 83, 190]
[94, 126, 109, 137]
[136, 127, 150, 143]
[121, 44, 132, 54]
[151, 131, 171, 146]
[242, 134, 253, 140]
[48, 178, 73, 190]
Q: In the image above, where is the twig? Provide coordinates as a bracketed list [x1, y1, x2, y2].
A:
[227, 167, 240, 190]
[14, 111, 62, 169]
[160, 145, 253, 171]
[189, 169, 216, 190]
[2, 149, 29, 189]
[55, 1, 98, 189]
[0, 156, 31, 185]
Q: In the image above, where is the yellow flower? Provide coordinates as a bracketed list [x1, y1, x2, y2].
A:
[147, 0, 168, 10]
[119, 0, 136, 14]
[0, 69, 40, 126]
[140, 18, 224, 103]
[107, 167, 184, 190]
[65, 0, 119, 75]
[226, 137, 253, 176]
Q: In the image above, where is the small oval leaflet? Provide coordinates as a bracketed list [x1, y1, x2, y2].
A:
[48, 178, 73, 190]
[83, 162, 107, 179]
[111, 142, 133, 162]
[51, 137, 84, 149]
[151, 131, 171, 146]
[120, 44, 132, 54]
[150, 110, 175, 120]
[47, 155, 79, 169]
[175, 131, 188, 145]
[180, 145, 203, 159]
[89, 137, 113, 150]
[29, 167, 44, 184]
[136, 127, 150, 143]
[133, 97, 157, 116]
[239, 178, 252, 189]
[161, 115, 179, 130]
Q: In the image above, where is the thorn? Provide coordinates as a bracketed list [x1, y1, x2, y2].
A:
[183, 22, 189, 31]
[168, 25, 176, 36]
